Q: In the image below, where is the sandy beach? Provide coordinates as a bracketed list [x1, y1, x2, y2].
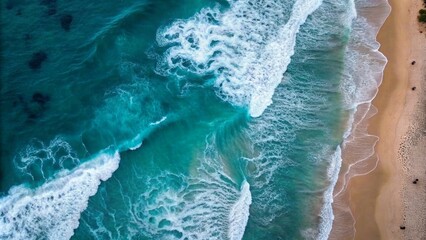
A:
[345, 0, 426, 239]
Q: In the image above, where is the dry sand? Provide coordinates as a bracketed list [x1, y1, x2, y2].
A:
[346, 0, 426, 239]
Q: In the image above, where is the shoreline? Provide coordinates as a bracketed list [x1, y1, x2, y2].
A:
[348, 0, 409, 237]
[341, 0, 426, 239]
[329, 0, 390, 238]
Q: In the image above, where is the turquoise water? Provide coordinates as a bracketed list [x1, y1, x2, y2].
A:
[1, 0, 358, 239]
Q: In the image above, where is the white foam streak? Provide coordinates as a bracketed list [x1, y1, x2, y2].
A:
[0, 152, 120, 240]
[157, 0, 323, 117]
[149, 116, 167, 126]
[317, 147, 342, 240]
[129, 141, 142, 151]
[123, 134, 252, 240]
[13, 137, 80, 181]
[329, 0, 390, 238]
[248, 0, 323, 117]
[228, 181, 252, 240]
[126, 116, 168, 151]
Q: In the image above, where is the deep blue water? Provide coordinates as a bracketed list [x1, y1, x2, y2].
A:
[0, 0, 360, 239]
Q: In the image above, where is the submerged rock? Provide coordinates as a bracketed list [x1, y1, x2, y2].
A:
[28, 51, 47, 70]
[32, 92, 50, 105]
[60, 14, 73, 31]
[5, 1, 14, 10]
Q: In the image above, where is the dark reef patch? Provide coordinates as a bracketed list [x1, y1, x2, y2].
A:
[12, 93, 51, 120]
[26, 95, 50, 120]
[5, 1, 14, 10]
[32, 92, 50, 105]
[60, 14, 73, 31]
[28, 51, 48, 70]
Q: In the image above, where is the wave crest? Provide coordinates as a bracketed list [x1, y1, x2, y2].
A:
[228, 181, 252, 240]
[0, 152, 120, 240]
[157, 0, 323, 117]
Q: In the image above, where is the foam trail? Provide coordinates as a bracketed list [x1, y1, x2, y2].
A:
[13, 137, 80, 181]
[125, 116, 169, 151]
[149, 116, 167, 126]
[157, 0, 323, 117]
[328, 0, 391, 237]
[129, 139, 143, 151]
[0, 152, 120, 240]
[247, 0, 323, 117]
[109, 134, 250, 240]
[228, 181, 252, 240]
[317, 147, 342, 240]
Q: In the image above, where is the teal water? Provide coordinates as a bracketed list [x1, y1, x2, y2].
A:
[1, 0, 360, 239]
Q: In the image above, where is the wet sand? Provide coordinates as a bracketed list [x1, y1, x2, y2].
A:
[348, 0, 426, 239]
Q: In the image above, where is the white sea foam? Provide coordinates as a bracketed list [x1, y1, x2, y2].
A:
[317, 146, 342, 240]
[127, 116, 168, 151]
[128, 134, 143, 151]
[329, 0, 390, 238]
[228, 181, 252, 240]
[0, 152, 120, 240]
[113, 135, 249, 240]
[149, 116, 167, 126]
[125, 172, 243, 240]
[13, 137, 80, 181]
[157, 0, 322, 117]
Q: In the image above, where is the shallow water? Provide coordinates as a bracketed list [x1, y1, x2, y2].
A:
[0, 0, 371, 239]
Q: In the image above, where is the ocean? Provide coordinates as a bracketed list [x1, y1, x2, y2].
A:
[0, 0, 387, 239]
